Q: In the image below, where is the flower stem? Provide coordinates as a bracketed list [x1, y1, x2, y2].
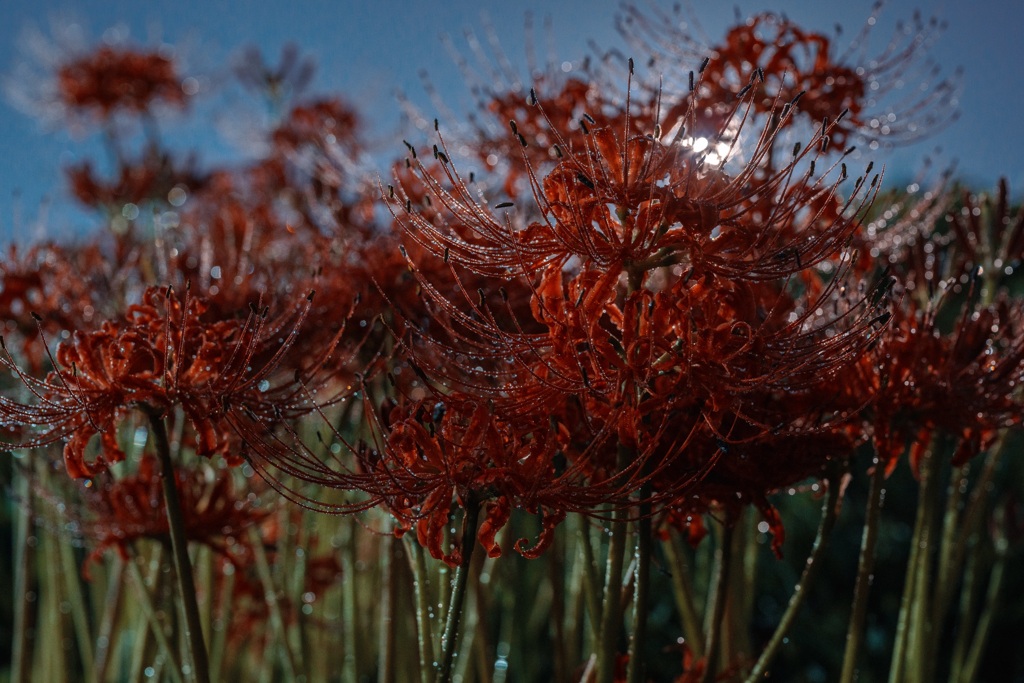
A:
[11, 463, 34, 683]
[405, 536, 436, 683]
[746, 466, 843, 682]
[958, 521, 1009, 683]
[595, 506, 630, 683]
[663, 532, 705, 659]
[839, 452, 888, 683]
[147, 410, 210, 683]
[437, 499, 481, 683]
[888, 443, 937, 683]
[626, 495, 652, 683]
[125, 546, 185, 683]
[702, 514, 735, 683]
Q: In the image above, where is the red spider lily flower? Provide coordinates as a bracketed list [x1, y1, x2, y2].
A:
[77, 456, 269, 579]
[0, 284, 347, 479]
[942, 179, 1024, 282]
[862, 293, 1024, 475]
[56, 45, 188, 119]
[0, 242, 109, 369]
[376, 72, 890, 545]
[617, 7, 960, 149]
[66, 145, 208, 213]
[361, 395, 569, 564]
[392, 85, 876, 287]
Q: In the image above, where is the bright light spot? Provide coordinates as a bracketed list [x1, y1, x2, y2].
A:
[561, 61, 572, 73]
[168, 185, 188, 206]
[692, 137, 709, 153]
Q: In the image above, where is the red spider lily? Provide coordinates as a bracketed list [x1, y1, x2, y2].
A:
[77, 456, 269, 578]
[0, 284, 348, 479]
[56, 45, 188, 119]
[616, 7, 960, 148]
[861, 293, 1024, 475]
[359, 395, 568, 565]
[0, 240, 138, 374]
[371, 71, 891, 552]
[391, 84, 876, 286]
[66, 145, 208, 213]
[942, 179, 1024, 280]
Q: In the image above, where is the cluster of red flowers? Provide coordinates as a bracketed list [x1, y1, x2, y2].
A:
[1, 7, 1019, 682]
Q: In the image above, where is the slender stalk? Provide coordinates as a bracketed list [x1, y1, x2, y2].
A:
[437, 500, 481, 683]
[57, 529, 96, 682]
[959, 529, 1009, 683]
[406, 536, 436, 683]
[578, 517, 604, 633]
[908, 450, 941, 683]
[702, 516, 735, 683]
[250, 527, 299, 679]
[888, 445, 937, 683]
[11, 464, 34, 683]
[125, 549, 185, 683]
[208, 563, 236, 682]
[548, 526, 569, 683]
[664, 532, 705, 659]
[94, 557, 126, 683]
[626, 499, 653, 683]
[378, 534, 398, 683]
[595, 506, 630, 683]
[839, 453, 889, 683]
[147, 410, 210, 683]
[949, 535, 983, 683]
[342, 516, 361, 681]
[746, 469, 842, 682]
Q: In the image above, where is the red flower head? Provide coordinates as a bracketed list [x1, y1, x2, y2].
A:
[617, 6, 960, 149]
[56, 45, 188, 119]
[77, 456, 269, 579]
[0, 285, 346, 479]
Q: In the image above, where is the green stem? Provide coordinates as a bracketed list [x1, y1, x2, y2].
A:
[125, 548, 185, 683]
[58, 526, 96, 682]
[888, 444, 937, 683]
[94, 557, 126, 683]
[908, 449, 941, 683]
[746, 468, 842, 682]
[342, 516, 361, 681]
[250, 527, 299, 679]
[595, 507, 630, 683]
[702, 515, 735, 683]
[578, 517, 604, 635]
[208, 563, 235, 682]
[839, 453, 888, 683]
[405, 536, 436, 683]
[437, 500, 481, 683]
[664, 532, 705, 659]
[378, 534, 398, 683]
[949, 535, 983, 683]
[11, 464, 34, 683]
[147, 410, 210, 683]
[959, 529, 1009, 682]
[626, 499, 652, 683]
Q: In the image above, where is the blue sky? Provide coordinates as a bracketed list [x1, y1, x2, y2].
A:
[1, 0, 1022, 243]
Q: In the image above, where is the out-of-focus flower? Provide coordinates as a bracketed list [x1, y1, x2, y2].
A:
[78, 456, 268, 578]
[5, 21, 193, 129]
[616, 6, 961, 148]
[56, 45, 187, 119]
[862, 293, 1024, 475]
